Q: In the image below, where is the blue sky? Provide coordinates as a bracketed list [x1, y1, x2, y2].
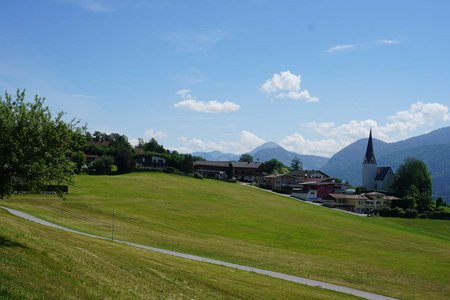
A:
[1, 0, 450, 157]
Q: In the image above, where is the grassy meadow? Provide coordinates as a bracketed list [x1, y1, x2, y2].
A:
[2, 172, 450, 299]
[0, 209, 354, 299]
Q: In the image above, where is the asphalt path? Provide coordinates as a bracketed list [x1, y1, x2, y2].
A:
[1, 205, 397, 300]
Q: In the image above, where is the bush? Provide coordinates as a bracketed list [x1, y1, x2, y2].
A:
[427, 209, 450, 220]
[89, 156, 114, 174]
[379, 207, 405, 217]
[404, 208, 418, 218]
[418, 213, 428, 219]
[163, 167, 175, 174]
[193, 172, 203, 179]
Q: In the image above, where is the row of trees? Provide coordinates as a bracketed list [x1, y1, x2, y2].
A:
[85, 134, 201, 175]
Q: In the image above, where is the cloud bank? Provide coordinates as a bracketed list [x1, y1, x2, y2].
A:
[178, 130, 264, 154]
[281, 101, 450, 157]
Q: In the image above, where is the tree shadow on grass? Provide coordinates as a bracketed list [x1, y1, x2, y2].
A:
[0, 235, 27, 248]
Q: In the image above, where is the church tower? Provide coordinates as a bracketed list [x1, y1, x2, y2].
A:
[362, 129, 377, 189]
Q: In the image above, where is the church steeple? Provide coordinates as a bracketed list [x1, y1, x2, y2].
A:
[363, 129, 376, 164]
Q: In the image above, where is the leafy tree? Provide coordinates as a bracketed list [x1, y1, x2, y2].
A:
[115, 150, 135, 174]
[72, 150, 86, 174]
[391, 157, 432, 198]
[226, 162, 235, 179]
[436, 197, 446, 208]
[0, 90, 84, 198]
[290, 157, 302, 171]
[239, 153, 253, 163]
[261, 159, 288, 174]
[179, 154, 194, 173]
[142, 138, 166, 154]
[90, 156, 114, 174]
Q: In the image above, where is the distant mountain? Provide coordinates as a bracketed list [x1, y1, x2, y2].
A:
[192, 151, 239, 161]
[193, 142, 329, 170]
[322, 126, 450, 201]
[249, 142, 280, 155]
[250, 142, 329, 170]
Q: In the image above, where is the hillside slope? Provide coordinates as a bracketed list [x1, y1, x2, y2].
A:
[2, 173, 450, 300]
[0, 209, 351, 299]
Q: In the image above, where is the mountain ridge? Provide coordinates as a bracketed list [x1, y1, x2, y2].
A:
[193, 142, 329, 170]
[321, 126, 450, 201]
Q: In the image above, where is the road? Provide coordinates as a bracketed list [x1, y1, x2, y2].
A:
[0, 205, 396, 300]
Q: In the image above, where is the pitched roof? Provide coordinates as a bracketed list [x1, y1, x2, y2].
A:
[193, 161, 262, 169]
[325, 193, 369, 200]
[264, 173, 292, 179]
[363, 129, 377, 164]
[290, 170, 329, 177]
[375, 167, 392, 181]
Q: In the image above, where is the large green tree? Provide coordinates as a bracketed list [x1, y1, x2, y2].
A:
[239, 153, 253, 163]
[0, 90, 84, 198]
[391, 157, 432, 197]
[391, 158, 433, 212]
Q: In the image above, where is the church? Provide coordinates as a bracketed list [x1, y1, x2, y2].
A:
[362, 130, 394, 191]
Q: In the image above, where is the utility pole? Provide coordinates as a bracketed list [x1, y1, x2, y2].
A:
[112, 211, 115, 241]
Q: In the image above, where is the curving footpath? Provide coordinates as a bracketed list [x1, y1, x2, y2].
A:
[0, 206, 396, 300]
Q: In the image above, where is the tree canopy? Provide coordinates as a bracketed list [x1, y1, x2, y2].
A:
[391, 157, 432, 198]
[290, 157, 302, 171]
[391, 157, 433, 213]
[239, 153, 253, 163]
[0, 90, 85, 198]
[261, 159, 288, 174]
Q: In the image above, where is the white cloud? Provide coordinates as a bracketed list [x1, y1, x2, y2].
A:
[381, 102, 450, 138]
[260, 71, 319, 102]
[280, 133, 343, 157]
[282, 101, 450, 157]
[64, 0, 113, 12]
[144, 129, 168, 140]
[326, 44, 355, 53]
[174, 89, 240, 113]
[378, 39, 400, 45]
[326, 39, 400, 53]
[178, 130, 265, 154]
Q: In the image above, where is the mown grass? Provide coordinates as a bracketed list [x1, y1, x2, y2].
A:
[2, 172, 450, 299]
[0, 209, 356, 300]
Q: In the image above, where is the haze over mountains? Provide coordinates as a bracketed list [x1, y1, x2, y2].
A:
[194, 142, 329, 170]
[193, 126, 450, 201]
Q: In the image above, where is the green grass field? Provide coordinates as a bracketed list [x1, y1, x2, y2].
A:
[2, 172, 450, 299]
[0, 209, 354, 299]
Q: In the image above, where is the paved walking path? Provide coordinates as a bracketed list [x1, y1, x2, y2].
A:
[1, 205, 396, 300]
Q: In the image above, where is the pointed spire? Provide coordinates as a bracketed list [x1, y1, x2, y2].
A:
[363, 128, 376, 164]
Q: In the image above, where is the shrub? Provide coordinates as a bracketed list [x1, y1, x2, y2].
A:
[193, 172, 203, 179]
[404, 208, 418, 218]
[163, 167, 175, 174]
[89, 156, 114, 174]
[418, 213, 428, 219]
